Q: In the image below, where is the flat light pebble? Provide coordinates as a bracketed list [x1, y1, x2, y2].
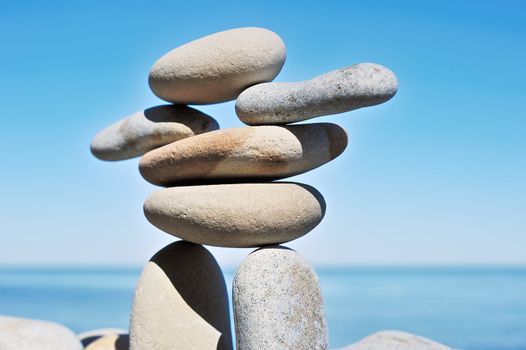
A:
[236, 63, 398, 125]
[0, 315, 83, 350]
[139, 123, 347, 186]
[149, 27, 286, 104]
[79, 329, 128, 350]
[90, 105, 218, 161]
[143, 183, 325, 247]
[130, 241, 232, 350]
[233, 246, 328, 350]
[339, 331, 453, 350]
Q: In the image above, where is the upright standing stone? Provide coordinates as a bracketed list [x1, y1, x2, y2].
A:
[130, 241, 232, 350]
[233, 246, 328, 350]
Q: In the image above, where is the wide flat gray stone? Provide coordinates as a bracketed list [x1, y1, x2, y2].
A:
[339, 331, 453, 350]
[130, 241, 232, 350]
[139, 123, 347, 186]
[236, 63, 398, 125]
[0, 315, 83, 350]
[233, 246, 328, 350]
[143, 183, 325, 247]
[90, 105, 218, 161]
[149, 27, 286, 104]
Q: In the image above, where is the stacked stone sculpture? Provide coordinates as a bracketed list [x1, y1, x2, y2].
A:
[90, 27, 398, 350]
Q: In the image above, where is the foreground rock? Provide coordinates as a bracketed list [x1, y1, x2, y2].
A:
[233, 246, 328, 350]
[90, 105, 219, 161]
[340, 331, 453, 350]
[149, 27, 286, 104]
[130, 241, 232, 350]
[144, 183, 325, 247]
[78, 329, 128, 350]
[139, 123, 347, 186]
[0, 315, 83, 350]
[236, 63, 398, 125]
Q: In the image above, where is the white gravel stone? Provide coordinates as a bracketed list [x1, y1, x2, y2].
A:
[233, 246, 328, 350]
[143, 183, 325, 247]
[78, 329, 128, 350]
[149, 27, 286, 104]
[90, 105, 218, 161]
[130, 241, 232, 350]
[236, 63, 398, 125]
[338, 331, 453, 350]
[0, 315, 83, 350]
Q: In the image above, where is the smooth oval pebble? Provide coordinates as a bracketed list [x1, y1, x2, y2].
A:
[139, 123, 347, 186]
[236, 63, 398, 125]
[143, 183, 325, 247]
[130, 241, 232, 350]
[233, 246, 328, 350]
[90, 105, 219, 161]
[339, 331, 453, 350]
[149, 27, 286, 104]
[79, 329, 128, 350]
[0, 315, 83, 350]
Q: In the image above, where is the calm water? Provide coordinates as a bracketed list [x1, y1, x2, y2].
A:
[0, 267, 525, 350]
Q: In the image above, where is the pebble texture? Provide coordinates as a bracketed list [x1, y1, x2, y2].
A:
[149, 27, 286, 104]
[340, 331, 453, 350]
[130, 241, 232, 350]
[79, 329, 128, 350]
[143, 183, 325, 247]
[233, 246, 328, 350]
[236, 63, 398, 125]
[90, 105, 219, 161]
[139, 123, 347, 186]
[0, 315, 83, 350]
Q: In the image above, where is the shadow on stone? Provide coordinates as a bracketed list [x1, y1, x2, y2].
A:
[149, 241, 232, 350]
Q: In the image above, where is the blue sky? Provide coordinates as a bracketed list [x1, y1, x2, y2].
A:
[0, 0, 524, 267]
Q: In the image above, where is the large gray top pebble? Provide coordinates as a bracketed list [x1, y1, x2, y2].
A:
[149, 27, 286, 104]
[236, 63, 398, 125]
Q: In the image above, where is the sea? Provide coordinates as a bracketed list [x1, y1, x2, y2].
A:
[0, 267, 525, 350]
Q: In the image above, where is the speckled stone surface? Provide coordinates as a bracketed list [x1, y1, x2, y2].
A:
[90, 105, 219, 161]
[339, 331, 453, 350]
[143, 183, 325, 247]
[0, 315, 83, 350]
[139, 123, 347, 186]
[130, 241, 232, 350]
[149, 27, 286, 104]
[233, 246, 328, 350]
[236, 63, 398, 125]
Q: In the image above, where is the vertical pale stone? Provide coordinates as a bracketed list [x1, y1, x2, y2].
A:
[130, 241, 233, 350]
[233, 246, 328, 350]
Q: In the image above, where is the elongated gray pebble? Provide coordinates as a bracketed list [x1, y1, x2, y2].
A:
[149, 27, 286, 104]
[90, 105, 219, 161]
[139, 123, 347, 186]
[130, 241, 232, 350]
[143, 183, 325, 247]
[339, 331, 453, 350]
[233, 246, 328, 350]
[236, 63, 398, 125]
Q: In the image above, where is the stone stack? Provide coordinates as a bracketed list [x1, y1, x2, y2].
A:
[90, 27, 398, 350]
